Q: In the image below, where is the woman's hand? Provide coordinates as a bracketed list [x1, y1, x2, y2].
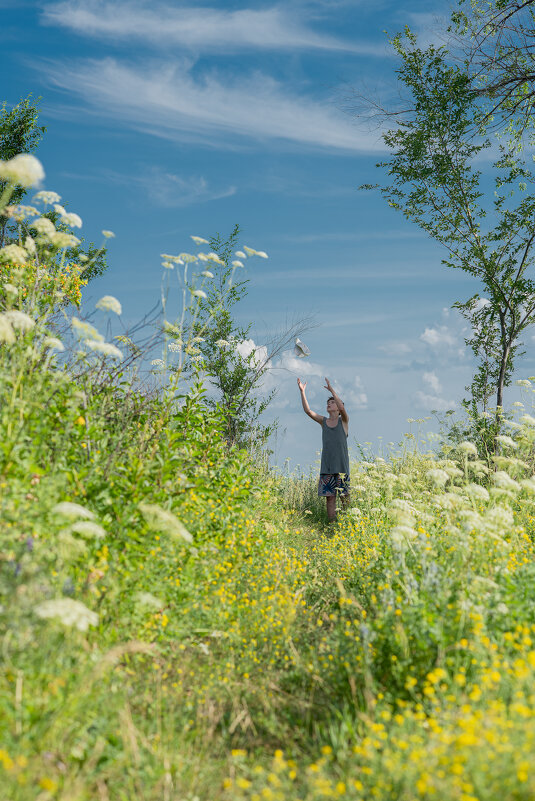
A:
[297, 378, 307, 392]
[324, 377, 333, 392]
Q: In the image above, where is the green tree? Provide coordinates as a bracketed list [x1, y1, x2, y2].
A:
[191, 226, 311, 451]
[363, 32, 535, 426]
[0, 94, 108, 281]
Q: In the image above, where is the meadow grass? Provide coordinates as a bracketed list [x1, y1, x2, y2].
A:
[4, 160, 535, 799]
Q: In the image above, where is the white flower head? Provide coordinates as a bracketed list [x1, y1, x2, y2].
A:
[520, 414, 535, 426]
[516, 379, 531, 387]
[231, 260, 244, 268]
[139, 502, 193, 543]
[179, 253, 198, 263]
[495, 434, 518, 450]
[492, 471, 520, 492]
[235, 250, 247, 259]
[294, 338, 310, 358]
[0, 244, 27, 263]
[0, 154, 44, 187]
[34, 598, 98, 632]
[256, 250, 268, 258]
[52, 501, 95, 520]
[31, 217, 56, 237]
[4, 283, 17, 295]
[192, 289, 207, 299]
[95, 295, 122, 315]
[151, 358, 164, 367]
[53, 203, 66, 216]
[69, 520, 106, 539]
[136, 591, 164, 610]
[72, 317, 104, 342]
[243, 246, 257, 256]
[33, 190, 61, 205]
[43, 336, 65, 352]
[426, 468, 450, 487]
[191, 235, 209, 245]
[4, 310, 35, 332]
[458, 441, 478, 456]
[168, 341, 181, 352]
[85, 340, 123, 360]
[206, 253, 225, 265]
[102, 230, 115, 238]
[49, 232, 80, 249]
[201, 270, 214, 278]
[0, 314, 15, 344]
[24, 236, 36, 255]
[162, 261, 175, 270]
[61, 211, 83, 229]
[215, 339, 229, 348]
[8, 204, 39, 222]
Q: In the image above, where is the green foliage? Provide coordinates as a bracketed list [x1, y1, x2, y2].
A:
[365, 33, 535, 420]
[192, 225, 276, 450]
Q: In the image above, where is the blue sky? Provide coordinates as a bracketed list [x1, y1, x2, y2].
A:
[3, 0, 534, 469]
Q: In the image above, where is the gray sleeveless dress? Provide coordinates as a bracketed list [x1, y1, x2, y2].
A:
[320, 416, 349, 476]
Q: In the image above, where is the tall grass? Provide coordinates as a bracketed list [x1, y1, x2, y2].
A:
[3, 157, 535, 799]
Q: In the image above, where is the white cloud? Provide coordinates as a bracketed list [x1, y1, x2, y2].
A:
[42, 1, 384, 56]
[118, 167, 236, 207]
[42, 57, 386, 152]
[236, 338, 269, 368]
[414, 390, 456, 412]
[423, 371, 442, 395]
[379, 341, 411, 356]
[346, 375, 368, 409]
[277, 349, 324, 378]
[420, 325, 458, 348]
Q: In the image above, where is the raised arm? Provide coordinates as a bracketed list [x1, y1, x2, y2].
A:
[324, 377, 349, 424]
[297, 378, 323, 425]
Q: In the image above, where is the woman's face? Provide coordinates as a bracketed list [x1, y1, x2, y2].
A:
[326, 398, 337, 413]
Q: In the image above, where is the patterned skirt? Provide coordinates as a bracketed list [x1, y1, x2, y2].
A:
[318, 473, 350, 497]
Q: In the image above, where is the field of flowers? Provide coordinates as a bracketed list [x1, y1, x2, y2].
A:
[3, 155, 535, 800]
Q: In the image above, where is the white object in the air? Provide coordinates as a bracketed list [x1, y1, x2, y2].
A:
[294, 338, 310, 358]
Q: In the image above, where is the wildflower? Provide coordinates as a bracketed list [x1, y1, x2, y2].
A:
[294, 338, 310, 358]
[201, 270, 214, 278]
[138, 502, 193, 543]
[53, 203, 66, 216]
[31, 217, 56, 236]
[427, 468, 449, 487]
[215, 339, 229, 348]
[151, 358, 164, 367]
[256, 250, 268, 258]
[34, 598, 98, 631]
[466, 483, 489, 502]
[136, 591, 164, 610]
[0, 153, 44, 187]
[458, 441, 478, 456]
[43, 336, 65, 352]
[3, 283, 17, 295]
[179, 253, 198, 263]
[52, 501, 95, 520]
[520, 414, 535, 426]
[33, 190, 61, 205]
[391, 525, 418, 544]
[0, 244, 27, 263]
[191, 235, 209, 245]
[61, 211, 83, 228]
[192, 289, 207, 299]
[235, 250, 246, 259]
[4, 310, 35, 331]
[85, 340, 123, 359]
[102, 230, 115, 238]
[71, 317, 104, 342]
[495, 434, 518, 450]
[95, 295, 122, 315]
[516, 379, 531, 387]
[69, 520, 106, 539]
[232, 260, 244, 268]
[492, 471, 520, 492]
[0, 315, 15, 344]
[50, 231, 80, 249]
[24, 235, 36, 254]
[162, 261, 175, 269]
[7, 204, 39, 222]
[243, 246, 257, 256]
[168, 341, 181, 352]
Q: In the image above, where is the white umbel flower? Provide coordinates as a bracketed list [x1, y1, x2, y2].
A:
[95, 295, 122, 315]
[0, 314, 15, 344]
[31, 217, 56, 236]
[139, 502, 193, 543]
[192, 289, 207, 299]
[34, 598, 98, 632]
[458, 441, 478, 456]
[0, 244, 27, 263]
[191, 235, 209, 245]
[71, 317, 104, 342]
[85, 340, 123, 360]
[33, 190, 61, 205]
[495, 434, 518, 450]
[4, 310, 35, 331]
[0, 154, 44, 187]
[43, 337, 65, 352]
[52, 501, 95, 520]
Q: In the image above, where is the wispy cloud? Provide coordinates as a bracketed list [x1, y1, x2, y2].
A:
[42, 57, 386, 152]
[42, 1, 382, 55]
[108, 166, 236, 207]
